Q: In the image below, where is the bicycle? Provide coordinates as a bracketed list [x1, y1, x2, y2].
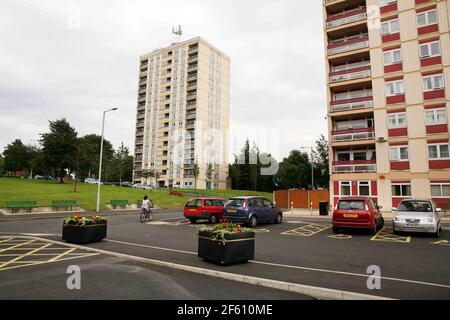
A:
[140, 207, 153, 223]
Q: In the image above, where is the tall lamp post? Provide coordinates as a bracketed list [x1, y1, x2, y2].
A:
[300, 146, 314, 214]
[96, 108, 118, 212]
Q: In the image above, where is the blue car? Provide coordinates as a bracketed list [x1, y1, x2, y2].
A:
[223, 196, 283, 228]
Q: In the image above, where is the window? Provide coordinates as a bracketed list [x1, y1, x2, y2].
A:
[423, 74, 444, 92]
[337, 200, 365, 210]
[385, 80, 404, 96]
[392, 184, 412, 197]
[358, 181, 371, 196]
[417, 9, 438, 27]
[340, 181, 351, 196]
[431, 184, 450, 197]
[378, 0, 397, 6]
[419, 41, 441, 58]
[428, 144, 450, 160]
[389, 146, 409, 161]
[387, 113, 407, 129]
[425, 108, 447, 125]
[381, 19, 400, 35]
[383, 49, 402, 65]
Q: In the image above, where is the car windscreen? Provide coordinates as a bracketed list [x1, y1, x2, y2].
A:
[337, 200, 366, 211]
[227, 199, 245, 207]
[398, 200, 432, 212]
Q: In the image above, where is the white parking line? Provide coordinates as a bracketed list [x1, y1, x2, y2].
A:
[103, 238, 450, 290]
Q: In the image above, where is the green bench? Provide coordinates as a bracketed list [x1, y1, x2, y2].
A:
[52, 200, 77, 211]
[6, 201, 38, 214]
[110, 200, 129, 209]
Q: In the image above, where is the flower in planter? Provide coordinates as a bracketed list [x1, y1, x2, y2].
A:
[64, 214, 107, 226]
[199, 220, 254, 244]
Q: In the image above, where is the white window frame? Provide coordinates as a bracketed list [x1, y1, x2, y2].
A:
[357, 181, 372, 196]
[417, 9, 438, 27]
[428, 143, 450, 160]
[385, 79, 405, 97]
[389, 146, 409, 162]
[383, 49, 402, 66]
[425, 108, 447, 126]
[422, 74, 444, 92]
[339, 181, 352, 196]
[431, 184, 450, 198]
[419, 40, 441, 59]
[391, 183, 412, 198]
[381, 19, 400, 35]
[387, 112, 407, 129]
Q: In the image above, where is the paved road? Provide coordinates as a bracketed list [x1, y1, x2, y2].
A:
[1, 211, 449, 300]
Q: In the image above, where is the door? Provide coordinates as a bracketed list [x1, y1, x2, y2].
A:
[253, 198, 269, 222]
[263, 199, 276, 222]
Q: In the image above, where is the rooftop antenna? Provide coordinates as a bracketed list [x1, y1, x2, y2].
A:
[172, 25, 182, 44]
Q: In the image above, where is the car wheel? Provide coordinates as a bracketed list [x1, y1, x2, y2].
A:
[433, 225, 441, 238]
[189, 219, 196, 224]
[332, 226, 340, 234]
[379, 217, 385, 229]
[209, 214, 217, 224]
[248, 215, 258, 228]
[370, 223, 378, 235]
[275, 213, 282, 224]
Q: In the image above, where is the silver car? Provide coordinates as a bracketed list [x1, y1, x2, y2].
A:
[393, 199, 442, 237]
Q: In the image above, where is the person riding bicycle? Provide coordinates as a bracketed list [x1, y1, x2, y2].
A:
[142, 195, 152, 214]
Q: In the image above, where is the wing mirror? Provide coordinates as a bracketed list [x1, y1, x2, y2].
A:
[436, 208, 443, 213]
[377, 205, 383, 210]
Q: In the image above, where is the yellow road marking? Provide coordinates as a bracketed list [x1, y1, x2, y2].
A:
[370, 227, 411, 243]
[0, 238, 13, 243]
[0, 239, 36, 253]
[431, 240, 450, 246]
[328, 234, 352, 240]
[0, 243, 53, 269]
[281, 224, 331, 237]
[0, 254, 100, 272]
[48, 248, 77, 262]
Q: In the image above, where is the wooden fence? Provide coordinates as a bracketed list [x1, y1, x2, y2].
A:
[274, 189, 330, 209]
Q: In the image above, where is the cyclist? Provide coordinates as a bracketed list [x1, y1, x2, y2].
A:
[142, 195, 152, 217]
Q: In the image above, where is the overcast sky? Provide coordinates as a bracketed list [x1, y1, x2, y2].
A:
[0, 0, 327, 162]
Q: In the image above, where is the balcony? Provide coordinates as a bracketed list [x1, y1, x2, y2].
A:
[329, 66, 371, 83]
[326, 7, 367, 29]
[187, 66, 198, 73]
[187, 84, 197, 90]
[187, 75, 197, 81]
[138, 96, 146, 102]
[332, 160, 377, 173]
[186, 112, 196, 120]
[331, 128, 375, 142]
[330, 96, 373, 113]
[328, 36, 369, 56]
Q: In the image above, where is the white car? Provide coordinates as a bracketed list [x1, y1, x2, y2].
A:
[393, 199, 442, 237]
[133, 183, 143, 189]
[84, 178, 101, 185]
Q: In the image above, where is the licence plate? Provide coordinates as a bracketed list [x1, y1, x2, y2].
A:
[407, 223, 420, 228]
[189, 209, 197, 212]
[343, 214, 358, 218]
[227, 209, 237, 213]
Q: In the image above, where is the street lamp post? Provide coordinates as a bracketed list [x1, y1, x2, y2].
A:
[301, 146, 314, 214]
[96, 108, 118, 213]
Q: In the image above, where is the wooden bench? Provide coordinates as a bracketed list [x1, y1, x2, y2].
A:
[110, 200, 129, 209]
[52, 200, 77, 211]
[6, 201, 38, 214]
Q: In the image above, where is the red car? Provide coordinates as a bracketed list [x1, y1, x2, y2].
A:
[332, 197, 384, 235]
[183, 198, 226, 224]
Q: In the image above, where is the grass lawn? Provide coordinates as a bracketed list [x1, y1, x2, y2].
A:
[0, 178, 273, 211]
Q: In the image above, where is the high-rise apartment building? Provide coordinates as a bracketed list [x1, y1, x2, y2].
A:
[133, 37, 230, 189]
[323, 0, 450, 209]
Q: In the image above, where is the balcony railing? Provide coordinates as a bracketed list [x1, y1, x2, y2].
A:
[186, 112, 196, 119]
[332, 161, 377, 173]
[326, 9, 367, 29]
[330, 67, 371, 83]
[328, 37, 369, 56]
[330, 97, 373, 113]
[331, 128, 375, 142]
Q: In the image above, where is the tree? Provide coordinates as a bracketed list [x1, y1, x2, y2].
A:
[154, 170, 161, 187]
[312, 135, 330, 189]
[40, 119, 78, 183]
[108, 143, 133, 184]
[205, 163, 214, 190]
[141, 169, 155, 186]
[274, 150, 311, 190]
[77, 134, 114, 180]
[193, 162, 200, 191]
[3, 139, 31, 176]
[0, 153, 5, 175]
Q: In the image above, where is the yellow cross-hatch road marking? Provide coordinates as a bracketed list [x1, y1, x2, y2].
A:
[0, 237, 100, 272]
[281, 224, 332, 237]
[431, 240, 450, 246]
[371, 227, 411, 244]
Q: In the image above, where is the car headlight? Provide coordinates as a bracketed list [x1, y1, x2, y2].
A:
[427, 214, 435, 223]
